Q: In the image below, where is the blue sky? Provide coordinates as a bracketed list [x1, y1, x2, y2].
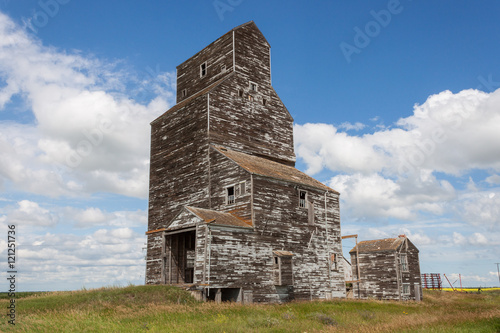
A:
[0, 0, 499, 291]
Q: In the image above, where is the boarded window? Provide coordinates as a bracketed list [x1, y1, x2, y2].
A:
[239, 181, 246, 195]
[273, 252, 293, 286]
[330, 253, 338, 270]
[402, 283, 410, 295]
[308, 201, 315, 225]
[401, 253, 408, 272]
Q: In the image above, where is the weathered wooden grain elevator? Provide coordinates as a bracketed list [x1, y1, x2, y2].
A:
[145, 21, 346, 303]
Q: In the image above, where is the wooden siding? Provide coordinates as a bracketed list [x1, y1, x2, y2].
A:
[209, 76, 295, 166]
[176, 29, 234, 103]
[148, 94, 210, 232]
[208, 147, 252, 224]
[251, 176, 345, 300]
[350, 238, 423, 301]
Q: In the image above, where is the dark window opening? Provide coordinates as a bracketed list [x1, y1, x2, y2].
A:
[227, 186, 235, 204]
[299, 190, 307, 208]
[182, 89, 187, 98]
[200, 62, 207, 77]
[238, 89, 243, 97]
[262, 98, 267, 106]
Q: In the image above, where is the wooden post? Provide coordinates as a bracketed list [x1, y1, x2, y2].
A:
[341, 234, 360, 298]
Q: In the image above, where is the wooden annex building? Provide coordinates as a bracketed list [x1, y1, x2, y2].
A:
[145, 21, 346, 303]
[349, 236, 423, 301]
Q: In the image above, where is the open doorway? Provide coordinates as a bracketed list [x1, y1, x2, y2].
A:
[163, 230, 196, 284]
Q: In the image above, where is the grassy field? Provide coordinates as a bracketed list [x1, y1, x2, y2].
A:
[1, 286, 499, 332]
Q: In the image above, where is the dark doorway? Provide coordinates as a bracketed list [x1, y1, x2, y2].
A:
[164, 230, 196, 284]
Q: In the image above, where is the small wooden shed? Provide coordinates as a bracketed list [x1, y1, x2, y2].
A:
[349, 235, 422, 301]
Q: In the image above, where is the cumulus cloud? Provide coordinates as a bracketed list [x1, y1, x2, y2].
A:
[295, 89, 500, 177]
[6, 200, 58, 227]
[0, 11, 175, 199]
[328, 171, 455, 220]
[455, 191, 500, 229]
[452, 231, 494, 247]
[485, 174, 500, 185]
[11, 228, 147, 290]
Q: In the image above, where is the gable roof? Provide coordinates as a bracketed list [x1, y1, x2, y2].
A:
[232, 20, 270, 47]
[185, 206, 252, 228]
[213, 146, 338, 194]
[349, 237, 406, 254]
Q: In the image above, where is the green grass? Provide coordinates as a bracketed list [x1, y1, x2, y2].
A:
[1, 286, 499, 332]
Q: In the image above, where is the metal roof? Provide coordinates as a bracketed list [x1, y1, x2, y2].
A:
[349, 236, 406, 253]
[185, 206, 252, 228]
[214, 146, 339, 194]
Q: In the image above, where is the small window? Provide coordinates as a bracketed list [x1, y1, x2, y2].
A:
[238, 89, 243, 97]
[330, 253, 338, 270]
[200, 62, 207, 77]
[249, 82, 258, 92]
[402, 283, 410, 295]
[274, 257, 279, 265]
[299, 190, 307, 208]
[240, 181, 246, 195]
[401, 254, 409, 272]
[226, 186, 235, 204]
[220, 64, 226, 73]
[262, 99, 267, 106]
[248, 95, 253, 102]
[181, 89, 187, 98]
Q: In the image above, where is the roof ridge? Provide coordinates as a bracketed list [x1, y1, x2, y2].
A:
[212, 146, 339, 194]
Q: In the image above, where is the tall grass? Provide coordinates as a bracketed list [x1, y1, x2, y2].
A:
[1, 286, 499, 332]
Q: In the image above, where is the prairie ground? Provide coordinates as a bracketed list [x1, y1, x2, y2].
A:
[1, 286, 499, 332]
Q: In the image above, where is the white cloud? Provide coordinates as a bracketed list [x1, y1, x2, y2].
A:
[456, 191, 500, 229]
[0, 11, 175, 199]
[7, 200, 58, 227]
[485, 174, 500, 185]
[295, 89, 500, 177]
[0, 227, 147, 290]
[452, 231, 494, 246]
[338, 121, 366, 131]
[448, 273, 489, 283]
[328, 171, 454, 220]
